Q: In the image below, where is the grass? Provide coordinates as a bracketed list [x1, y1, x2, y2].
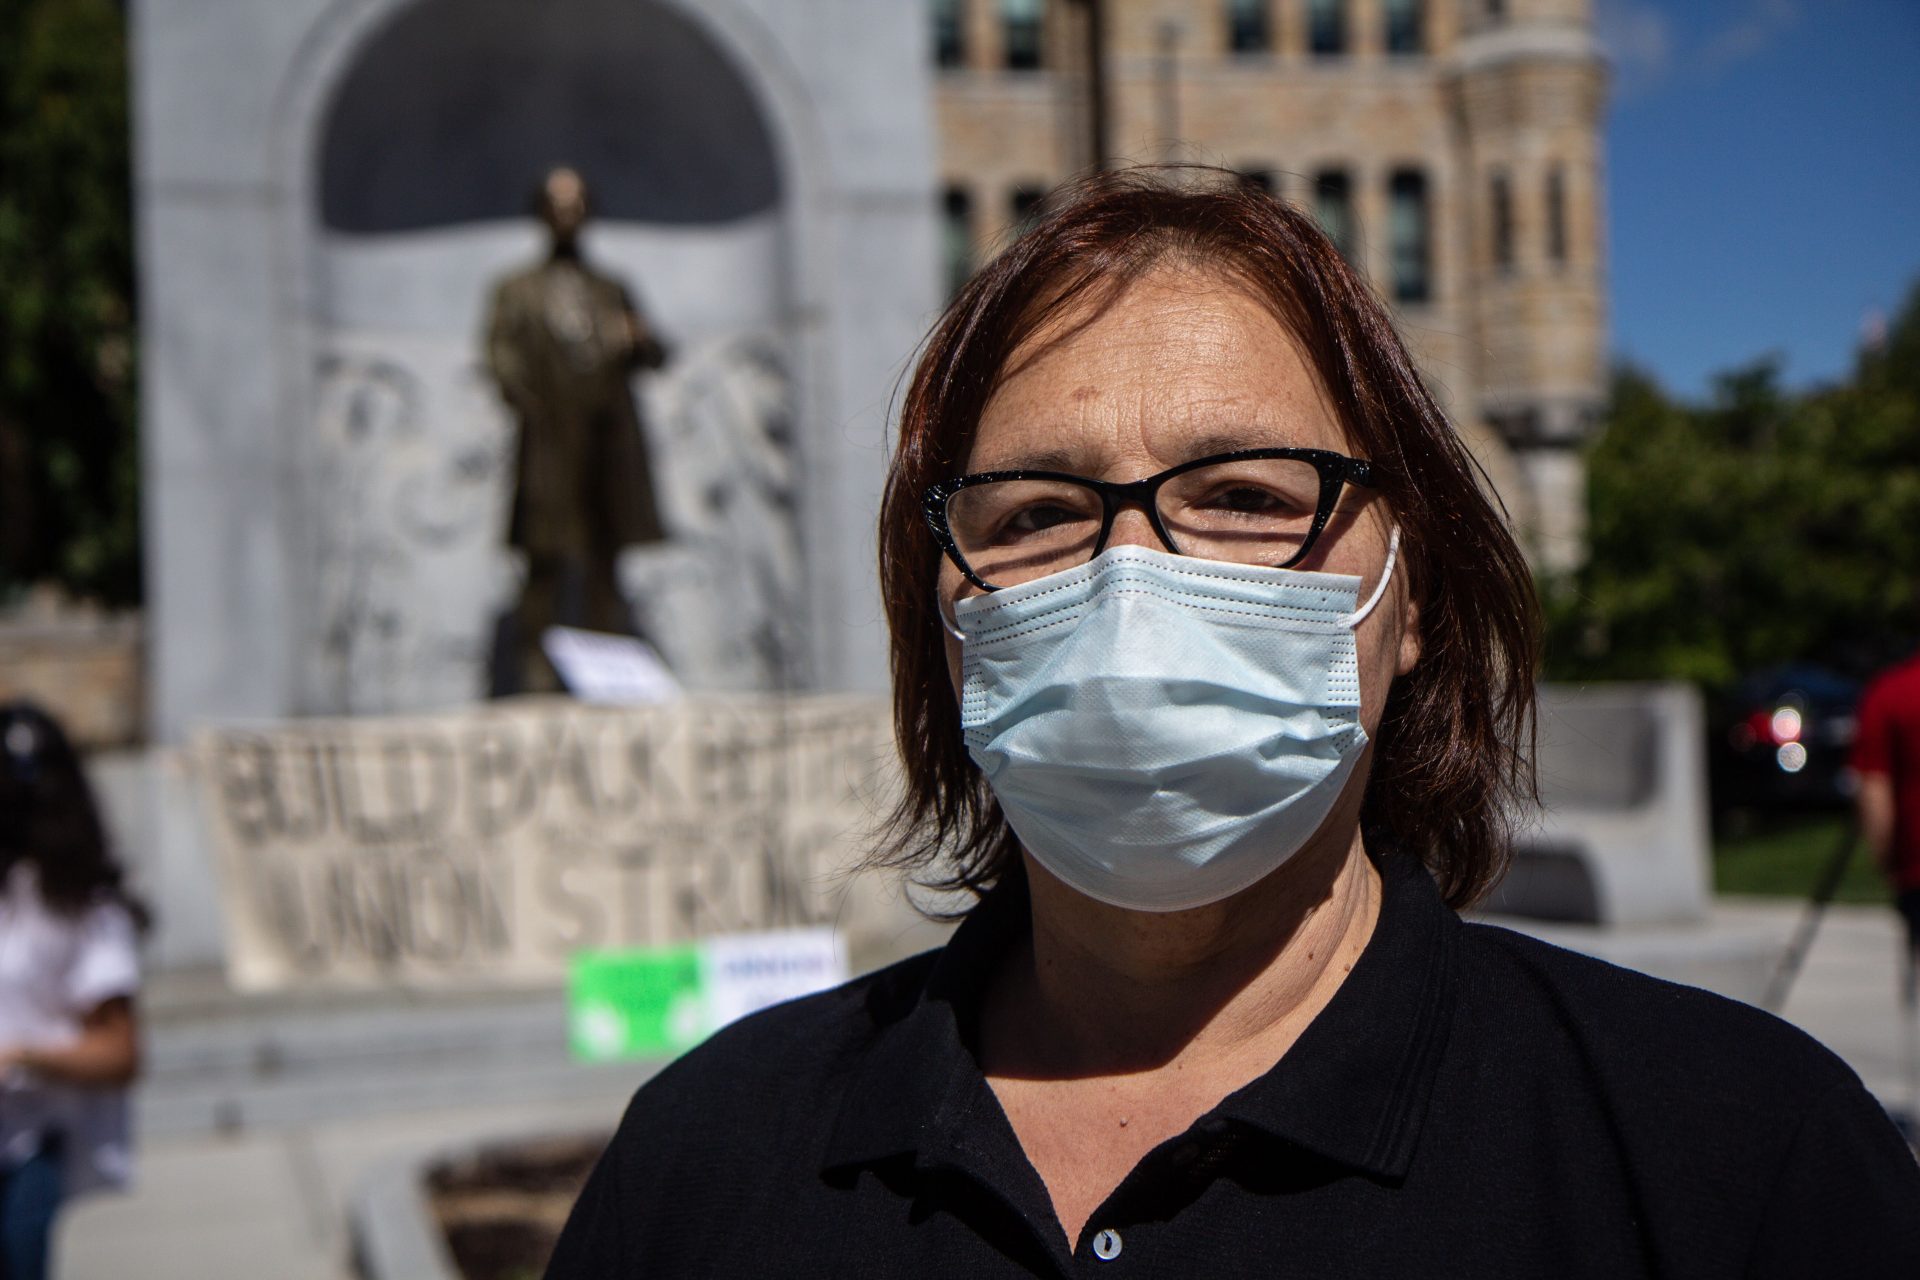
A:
[1711, 813, 1888, 904]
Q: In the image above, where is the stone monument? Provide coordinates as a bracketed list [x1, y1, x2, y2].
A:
[127, 0, 941, 969]
[135, 0, 939, 740]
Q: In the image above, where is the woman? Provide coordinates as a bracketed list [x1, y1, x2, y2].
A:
[548, 170, 1920, 1277]
[0, 701, 142, 1280]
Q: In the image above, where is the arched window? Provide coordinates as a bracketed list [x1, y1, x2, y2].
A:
[1011, 183, 1046, 230]
[1384, 0, 1424, 56]
[1389, 168, 1431, 304]
[1227, 0, 1270, 53]
[1238, 167, 1280, 197]
[934, 0, 966, 69]
[1308, 0, 1346, 57]
[943, 186, 974, 295]
[1489, 171, 1515, 274]
[1313, 169, 1356, 263]
[1546, 166, 1570, 266]
[1002, 0, 1043, 70]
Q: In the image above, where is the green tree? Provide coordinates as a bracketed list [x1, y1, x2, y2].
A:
[0, 0, 140, 605]
[1546, 281, 1920, 689]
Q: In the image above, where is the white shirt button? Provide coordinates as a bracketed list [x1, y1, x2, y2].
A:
[1092, 1228, 1123, 1261]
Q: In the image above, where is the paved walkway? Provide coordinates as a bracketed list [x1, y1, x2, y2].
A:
[1725, 896, 1919, 1113]
[54, 898, 1920, 1280]
[59, 1092, 643, 1280]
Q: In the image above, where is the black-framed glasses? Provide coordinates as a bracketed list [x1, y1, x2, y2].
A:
[923, 447, 1379, 592]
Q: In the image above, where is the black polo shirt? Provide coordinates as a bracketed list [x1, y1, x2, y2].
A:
[546, 851, 1920, 1277]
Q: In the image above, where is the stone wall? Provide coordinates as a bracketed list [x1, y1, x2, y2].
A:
[0, 605, 145, 749]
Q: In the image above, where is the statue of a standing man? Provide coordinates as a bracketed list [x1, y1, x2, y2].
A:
[485, 167, 669, 694]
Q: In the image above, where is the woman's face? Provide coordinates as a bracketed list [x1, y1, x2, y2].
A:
[939, 264, 1421, 734]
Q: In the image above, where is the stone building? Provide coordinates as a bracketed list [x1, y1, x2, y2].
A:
[930, 0, 1609, 571]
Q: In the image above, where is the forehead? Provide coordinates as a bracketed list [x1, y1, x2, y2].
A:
[969, 266, 1345, 474]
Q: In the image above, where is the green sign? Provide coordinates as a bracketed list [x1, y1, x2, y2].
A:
[566, 929, 847, 1063]
[567, 945, 707, 1061]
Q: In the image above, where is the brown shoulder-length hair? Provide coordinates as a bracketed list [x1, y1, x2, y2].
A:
[876, 166, 1538, 911]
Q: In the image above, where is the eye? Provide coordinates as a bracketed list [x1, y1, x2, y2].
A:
[1200, 484, 1307, 516]
[948, 480, 1101, 555]
[1003, 502, 1082, 534]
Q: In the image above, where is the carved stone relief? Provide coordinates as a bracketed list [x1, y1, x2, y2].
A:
[309, 330, 801, 713]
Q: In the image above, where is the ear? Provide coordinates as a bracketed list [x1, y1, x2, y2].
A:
[1395, 587, 1423, 677]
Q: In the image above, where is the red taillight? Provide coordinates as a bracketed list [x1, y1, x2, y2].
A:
[1742, 705, 1804, 747]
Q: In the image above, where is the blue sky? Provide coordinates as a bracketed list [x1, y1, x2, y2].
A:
[1597, 0, 1920, 398]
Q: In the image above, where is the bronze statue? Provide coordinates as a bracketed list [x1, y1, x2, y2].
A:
[485, 167, 669, 694]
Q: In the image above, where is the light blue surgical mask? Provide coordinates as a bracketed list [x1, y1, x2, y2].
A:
[949, 530, 1399, 913]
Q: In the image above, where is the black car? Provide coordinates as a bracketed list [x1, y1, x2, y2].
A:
[1708, 665, 1861, 818]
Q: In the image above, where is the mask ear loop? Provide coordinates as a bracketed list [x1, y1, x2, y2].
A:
[1341, 525, 1401, 628]
[936, 589, 969, 644]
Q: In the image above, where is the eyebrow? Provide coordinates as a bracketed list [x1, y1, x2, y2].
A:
[977, 446, 1081, 473]
[974, 429, 1304, 478]
[1180, 429, 1283, 460]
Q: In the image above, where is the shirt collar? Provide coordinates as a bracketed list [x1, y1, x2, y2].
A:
[1210, 846, 1458, 1178]
[821, 875, 1029, 1174]
[822, 848, 1458, 1183]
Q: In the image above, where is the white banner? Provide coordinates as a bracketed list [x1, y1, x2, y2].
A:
[193, 695, 903, 990]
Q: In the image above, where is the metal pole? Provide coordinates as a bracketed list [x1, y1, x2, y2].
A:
[1903, 938, 1919, 1142]
[1761, 822, 1860, 1012]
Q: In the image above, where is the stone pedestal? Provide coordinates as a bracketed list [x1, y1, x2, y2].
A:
[1482, 682, 1782, 1002]
[1493, 681, 1715, 928]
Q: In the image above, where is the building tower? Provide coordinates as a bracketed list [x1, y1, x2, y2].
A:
[1449, 0, 1610, 574]
[931, 0, 1612, 571]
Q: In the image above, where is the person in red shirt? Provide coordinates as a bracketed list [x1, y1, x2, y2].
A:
[1853, 653, 1920, 972]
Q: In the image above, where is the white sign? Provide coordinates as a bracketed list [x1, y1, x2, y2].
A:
[193, 695, 899, 990]
[700, 927, 847, 1031]
[541, 627, 683, 705]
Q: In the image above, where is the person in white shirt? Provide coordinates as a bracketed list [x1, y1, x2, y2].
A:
[0, 701, 142, 1280]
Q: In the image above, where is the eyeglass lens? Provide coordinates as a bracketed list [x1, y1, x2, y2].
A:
[946, 457, 1325, 588]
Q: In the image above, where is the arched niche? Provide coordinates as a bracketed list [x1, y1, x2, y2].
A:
[317, 0, 781, 232]
[304, 0, 806, 714]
